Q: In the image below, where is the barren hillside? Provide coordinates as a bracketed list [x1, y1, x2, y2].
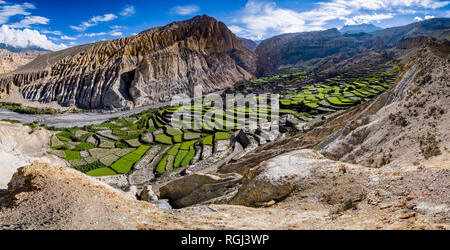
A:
[0, 15, 256, 110]
[0, 50, 42, 74]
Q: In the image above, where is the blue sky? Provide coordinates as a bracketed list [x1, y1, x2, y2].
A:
[0, 0, 449, 50]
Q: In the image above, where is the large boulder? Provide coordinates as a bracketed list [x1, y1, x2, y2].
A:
[230, 149, 352, 207]
[159, 173, 242, 208]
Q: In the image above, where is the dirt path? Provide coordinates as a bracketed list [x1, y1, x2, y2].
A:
[0, 91, 223, 128]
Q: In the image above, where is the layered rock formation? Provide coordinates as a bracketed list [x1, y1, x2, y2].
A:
[239, 37, 258, 51]
[0, 15, 256, 110]
[321, 39, 450, 169]
[255, 28, 373, 75]
[0, 121, 66, 189]
[0, 50, 43, 74]
[255, 18, 450, 75]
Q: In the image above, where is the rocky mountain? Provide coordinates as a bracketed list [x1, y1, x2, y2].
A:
[255, 28, 373, 75]
[255, 18, 450, 76]
[372, 18, 450, 47]
[0, 49, 44, 74]
[0, 15, 256, 110]
[340, 24, 382, 34]
[239, 37, 258, 51]
[321, 39, 450, 168]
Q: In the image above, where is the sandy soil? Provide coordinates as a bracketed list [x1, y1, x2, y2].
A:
[0, 158, 447, 230]
[0, 122, 66, 189]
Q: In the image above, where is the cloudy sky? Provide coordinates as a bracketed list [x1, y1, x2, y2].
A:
[0, 0, 449, 50]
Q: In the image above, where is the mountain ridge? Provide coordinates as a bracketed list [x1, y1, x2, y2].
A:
[0, 15, 256, 110]
[340, 23, 382, 34]
[254, 18, 450, 75]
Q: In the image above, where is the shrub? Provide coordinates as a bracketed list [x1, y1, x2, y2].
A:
[74, 161, 107, 173]
[116, 140, 130, 149]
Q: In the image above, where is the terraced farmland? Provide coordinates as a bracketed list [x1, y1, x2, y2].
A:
[278, 66, 399, 121]
[50, 64, 398, 181]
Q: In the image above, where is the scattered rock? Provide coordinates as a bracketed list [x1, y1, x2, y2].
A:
[140, 185, 158, 202]
[159, 173, 242, 208]
[86, 136, 98, 146]
[230, 149, 344, 207]
[214, 140, 230, 153]
[124, 186, 138, 200]
[141, 133, 154, 144]
[155, 199, 172, 210]
[399, 212, 416, 219]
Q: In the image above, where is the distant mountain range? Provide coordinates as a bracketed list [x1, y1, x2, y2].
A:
[0, 43, 50, 53]
[0, 16, 449, 110]
[255, 18, 450, 75]
[340, 24, 382, 34]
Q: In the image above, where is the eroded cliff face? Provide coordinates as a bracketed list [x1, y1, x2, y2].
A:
[320, 39, 450, 169]
[0, 50, 42, 74]
[0, 15, 256, 110]
[254, 18, 450, 76]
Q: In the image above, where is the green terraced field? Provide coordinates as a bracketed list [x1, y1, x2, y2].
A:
[50, 64, 398, 177]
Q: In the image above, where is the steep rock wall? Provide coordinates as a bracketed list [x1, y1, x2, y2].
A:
[0, 15, 256, 110]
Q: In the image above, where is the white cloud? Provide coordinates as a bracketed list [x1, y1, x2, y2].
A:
[0, 25, 67, 51]
[60, 35, 76, 40]
[231, 0, 450, 40]
[171, 5, 200, 15]
[83, 32, 107, 37]
[110, 25, 124, 30]
[228, 25, 244, 34]
[0, 2, 36, 24]
[70, 13, 118, 31]
[414, 16, 423, 21]
[41, 29, 62, 36]
[109, 31, 122, 36]
[9, 16, 49, 28]
[341, 13, 394, 25]
[120, 6, 136, 16]
[425, 15, 435, 19]
[82, 29, 122, 37]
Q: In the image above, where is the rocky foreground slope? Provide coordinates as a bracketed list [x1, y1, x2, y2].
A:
[0, 152, 447, 230]
[0, 15, 256, 110]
